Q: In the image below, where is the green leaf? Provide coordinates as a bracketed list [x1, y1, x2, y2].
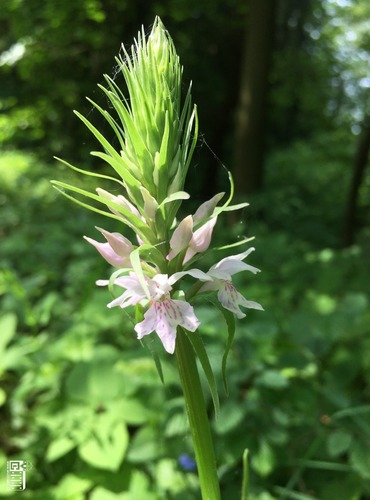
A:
[0, 313, 17, 352]
[184, 328, 220, 417]
[139, 336, 165, 385]
[79, 416, 128, 471]
[46, 437, 76, 462]
[206, 296, 236, 395]
[53, 474, 92, 498]
[251, 439, 275, 477]
[349, 440, 370, 479]
[327, 429, 352, 457]
[256, 369, 289, 389]
[127, 426, 163, 462]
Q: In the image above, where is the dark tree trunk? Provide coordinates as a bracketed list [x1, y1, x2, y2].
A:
[343, 119, 370, 247]
[233, 0, 276, 196]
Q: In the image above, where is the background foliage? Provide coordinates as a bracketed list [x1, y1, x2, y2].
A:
[1, 0, 370, 498]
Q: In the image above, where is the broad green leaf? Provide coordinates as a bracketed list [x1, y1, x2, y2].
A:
[350, 440, 370, 479]
[79, 417, 128, 471]
[127, 426, 164, 462]
[327, 429, 352, 457]
[251, 439, 275, 477]
[53, 474, 91, 499]
[46, 437, 76, 462]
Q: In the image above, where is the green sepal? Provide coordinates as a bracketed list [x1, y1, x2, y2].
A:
[206, 296, 236, 395]
[183, 328, 220, 418]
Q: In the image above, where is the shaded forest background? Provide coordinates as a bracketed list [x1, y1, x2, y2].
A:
[1, 0, 370, 499]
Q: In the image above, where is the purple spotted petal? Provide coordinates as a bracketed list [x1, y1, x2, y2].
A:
[135, 299, 200, 354]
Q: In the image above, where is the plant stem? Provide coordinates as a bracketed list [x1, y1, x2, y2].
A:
[175, 329, 221, 500]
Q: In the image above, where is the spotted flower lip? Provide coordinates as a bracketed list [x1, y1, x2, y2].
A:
[135, 298, 200, 354]
[97, 269, 210, 354]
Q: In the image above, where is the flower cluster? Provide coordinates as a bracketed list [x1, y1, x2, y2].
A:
[53, 17, 263, 355]
[85, 195, 263, 353]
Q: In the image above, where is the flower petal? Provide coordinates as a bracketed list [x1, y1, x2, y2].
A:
[96, 227, 134, 257]
[208, 247, 260, 279]
[84, 236, 128, 267]
[217, 281, 263, 319]
[193, 192, 224, 223]
[184, 217, 217, 263]
[135, 298, 200, 354]
[167, 215, 193, 260]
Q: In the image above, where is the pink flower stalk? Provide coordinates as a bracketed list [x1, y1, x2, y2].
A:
[97, 270, 210, 354]
[200, 248, 264, 318]
[84, 227, 134, 268]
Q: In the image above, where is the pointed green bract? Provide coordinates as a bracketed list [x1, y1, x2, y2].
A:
[55, 16, 198, 235]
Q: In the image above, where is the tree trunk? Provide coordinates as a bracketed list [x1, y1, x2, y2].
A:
[343, 119, 370, 247]
[233, 0, 276, 196]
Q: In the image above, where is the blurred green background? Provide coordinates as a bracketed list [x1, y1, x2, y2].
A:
[1, 0, 370, 499]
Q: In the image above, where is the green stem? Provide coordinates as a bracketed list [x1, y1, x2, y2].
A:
[175, 329, 221, 500]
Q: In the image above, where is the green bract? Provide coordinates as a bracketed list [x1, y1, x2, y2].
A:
[52, 17, 198, 237]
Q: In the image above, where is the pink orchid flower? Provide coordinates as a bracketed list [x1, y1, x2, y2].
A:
[84, 227, 134, 268]
[200, 248, 264, 318]
[97, 269, 210, 354]
[167, 193, 224, 263]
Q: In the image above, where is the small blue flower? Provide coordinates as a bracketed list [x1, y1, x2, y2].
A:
[178, 454, 197, 471]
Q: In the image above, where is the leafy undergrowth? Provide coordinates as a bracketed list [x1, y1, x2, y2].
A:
[0, 151, 369, 499]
